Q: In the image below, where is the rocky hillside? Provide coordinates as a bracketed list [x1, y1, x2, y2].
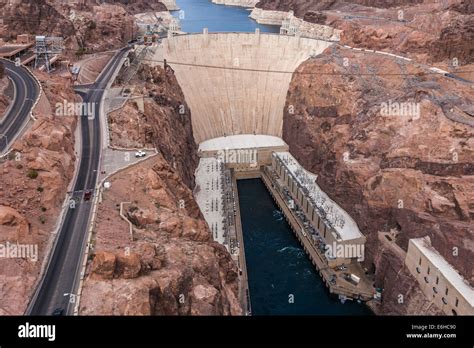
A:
[79, 64, 242, 315]
[282, 46, 473, 314]
[0, 62, 12, 118]
[0, 72, 78, 315]
[0, 0, 166, 55]
[255, 0, 474, 66]
[110, 64, 198, 187]
[256, 0, 424, 13]
[102, 0, 167, 14]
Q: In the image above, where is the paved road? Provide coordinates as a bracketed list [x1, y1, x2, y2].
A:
[0, 60, 39, 154]
[28, 47, 129, 315]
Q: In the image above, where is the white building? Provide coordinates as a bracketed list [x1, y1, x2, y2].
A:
[405, 236, 474, 315]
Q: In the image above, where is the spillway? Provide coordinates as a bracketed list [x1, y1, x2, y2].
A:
[160, 32, 333, 143]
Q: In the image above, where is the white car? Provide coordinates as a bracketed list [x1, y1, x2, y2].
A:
[135, 150, 146, 158]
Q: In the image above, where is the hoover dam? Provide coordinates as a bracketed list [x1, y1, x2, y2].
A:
[153, 29, 373, 314]
[0, 0, 472, 336]
[159, 32, 333, 143]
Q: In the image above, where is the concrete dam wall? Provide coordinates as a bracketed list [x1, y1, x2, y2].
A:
[161, 32, 333, 144]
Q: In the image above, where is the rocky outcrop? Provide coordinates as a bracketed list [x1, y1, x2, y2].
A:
[0, 206, 30, 239]
[0, 72, 78, 314]
[334, 6, 474, 66]
[429, 13, 474, 65]
[110, 64, 198, 188]
[0, 0, 75, 41]
[0, 73, 12, 119]
[369, 235, 443, 315]
[80, 155, 242, 315]
[80, 63, 241, 316]
[102, 0, 167, 14]
[282, 46, 473, 314]
[255, 0, 424, 14]
[160, 0, 179, 11]
[254, 0, 474, 66]
[0, 0, 168, 56]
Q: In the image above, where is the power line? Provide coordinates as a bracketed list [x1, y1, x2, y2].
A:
[4, 46, 472, 78]
[1, 17, 472, 78]
[140, 58, 473, 77]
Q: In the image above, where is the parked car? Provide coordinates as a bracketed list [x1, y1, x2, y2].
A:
[135, 150, 146, 158]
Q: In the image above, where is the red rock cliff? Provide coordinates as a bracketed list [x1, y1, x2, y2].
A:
[255, 0, 474, 66]
[79, 65, 242, 315]
[282, 46, 473, 314]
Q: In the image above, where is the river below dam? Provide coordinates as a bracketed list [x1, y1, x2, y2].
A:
[173, 0, 280, 33]
[173, 0, 370, 315]
[238, 179, 371, 315]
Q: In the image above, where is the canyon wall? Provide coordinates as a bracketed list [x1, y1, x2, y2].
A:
[255, 0, 424, 14]
[0, 0, 168, 55]
[110, 64, 199, 188]
[79, 65, 242, 315]
[0, 64, 11, 118]
[0, 72, 78, 314]
[254, 0, 474, 66]
[161, 33, 333, 144]
[282, 46, 473, 314]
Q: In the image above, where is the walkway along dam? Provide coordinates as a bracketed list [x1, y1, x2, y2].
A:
[152, 31, 374, 314]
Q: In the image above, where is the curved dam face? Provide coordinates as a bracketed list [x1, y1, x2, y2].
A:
[161, 33, 333, 143]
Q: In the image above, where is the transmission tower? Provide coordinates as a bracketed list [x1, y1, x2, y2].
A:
[34, 36, 63, 73]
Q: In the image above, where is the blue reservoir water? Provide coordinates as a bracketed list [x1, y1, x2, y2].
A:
[238, 179, 372, 315]
[173, 0, 280, 33]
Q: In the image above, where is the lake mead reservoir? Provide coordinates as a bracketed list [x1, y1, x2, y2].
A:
[173, 0, 280, 33]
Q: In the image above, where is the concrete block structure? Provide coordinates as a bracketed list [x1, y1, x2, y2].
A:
[405, 236, 474, 315]
[198, 134, 288, 173]
[160, 32, 333, 144]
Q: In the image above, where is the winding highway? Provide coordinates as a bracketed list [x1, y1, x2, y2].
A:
[0, 59, 40, 154]
[27, 47, 129, 315]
